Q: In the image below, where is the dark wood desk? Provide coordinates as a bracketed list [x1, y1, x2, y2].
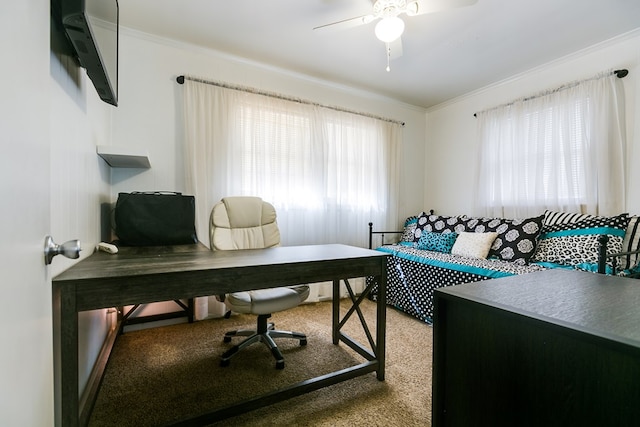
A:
[432, 269, 640, 427]
[52, 243, 389, 426]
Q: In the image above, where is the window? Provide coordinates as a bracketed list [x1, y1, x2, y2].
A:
[476, 73, 625, 218]
[234, 97, 390, 216]
[183, 78, 402, 311]
[183, 80, 401, 248]
[236, 103, 316, 208]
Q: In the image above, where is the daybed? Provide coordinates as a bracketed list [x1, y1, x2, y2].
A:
[367, 210, 640, 324]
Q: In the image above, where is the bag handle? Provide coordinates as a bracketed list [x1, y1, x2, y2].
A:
[130, 191, 183, 196]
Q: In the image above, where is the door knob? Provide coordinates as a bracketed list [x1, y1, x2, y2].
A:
[44, 235, 81, 265]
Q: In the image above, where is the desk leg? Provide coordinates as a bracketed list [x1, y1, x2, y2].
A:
[53, 283, 80, 427]
[332, 279, 340, 345]
[376, 264, 387, 381]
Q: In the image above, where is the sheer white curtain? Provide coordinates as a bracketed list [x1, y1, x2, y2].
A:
[475, 71, 626, 218]
[183, 78, 401, 318]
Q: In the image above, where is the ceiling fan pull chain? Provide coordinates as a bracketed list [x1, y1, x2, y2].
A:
[386, 43, 391, 72]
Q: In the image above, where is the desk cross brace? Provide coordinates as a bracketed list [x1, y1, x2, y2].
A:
[169, 277, 384, 426]
[334, 278, 377, 358]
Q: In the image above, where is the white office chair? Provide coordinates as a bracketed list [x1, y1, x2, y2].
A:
[209, 196, 309, 369]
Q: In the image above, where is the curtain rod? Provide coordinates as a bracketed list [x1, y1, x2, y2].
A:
[176, 75, 405, 126]
[473, 68, 629, 117]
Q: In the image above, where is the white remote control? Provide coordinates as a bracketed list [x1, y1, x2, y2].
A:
[97, 242, 118, 254]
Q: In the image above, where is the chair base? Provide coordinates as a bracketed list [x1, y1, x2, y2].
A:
[220, 313, 307, 369]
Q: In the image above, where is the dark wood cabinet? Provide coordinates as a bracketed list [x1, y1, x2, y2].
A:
[433, 269, 640, 427]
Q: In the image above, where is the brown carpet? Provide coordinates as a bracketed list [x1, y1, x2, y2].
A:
[89, 299, 433, 426]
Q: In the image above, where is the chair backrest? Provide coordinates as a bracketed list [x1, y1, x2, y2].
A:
[209, 196, 280, 250]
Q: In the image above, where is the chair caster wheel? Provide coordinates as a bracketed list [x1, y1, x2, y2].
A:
[300, 339, 307, 346]
[276, 360, 285, 370]
[223, 336, 232, 343]
[220, 359, 230, 367]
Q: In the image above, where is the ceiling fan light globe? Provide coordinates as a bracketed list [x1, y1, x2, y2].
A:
[375, 17, 405, 43]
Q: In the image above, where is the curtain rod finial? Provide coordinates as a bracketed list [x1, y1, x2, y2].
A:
[614, 69, 628, 78]
[177, 75, 185, 84]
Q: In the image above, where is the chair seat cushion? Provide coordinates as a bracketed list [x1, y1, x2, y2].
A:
[225, 286, 310, 315]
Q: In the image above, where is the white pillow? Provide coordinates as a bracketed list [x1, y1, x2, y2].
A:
[451, 232, 498, 259]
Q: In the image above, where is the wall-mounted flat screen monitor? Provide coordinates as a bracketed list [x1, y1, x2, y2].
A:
[61, 0, 119, 106]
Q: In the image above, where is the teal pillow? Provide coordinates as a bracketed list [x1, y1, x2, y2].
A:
[417, 231, 458, 253]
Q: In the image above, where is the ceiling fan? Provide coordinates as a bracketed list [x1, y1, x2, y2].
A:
[314, 0, 478, 71]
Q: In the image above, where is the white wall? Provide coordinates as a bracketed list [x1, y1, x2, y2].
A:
[110, 28, 428, 232]
[424, 30, 640, 217]
[49, 48, 114, 399]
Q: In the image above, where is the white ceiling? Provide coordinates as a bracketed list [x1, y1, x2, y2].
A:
[119, 0, 640, 109]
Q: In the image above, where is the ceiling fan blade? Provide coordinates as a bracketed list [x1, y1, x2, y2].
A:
[389, 37, 403, 60]
[313, 14, 375, 33]
[413, 0, 478, 16]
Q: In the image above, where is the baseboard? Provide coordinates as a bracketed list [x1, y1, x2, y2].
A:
[78, 317, 122, 426]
